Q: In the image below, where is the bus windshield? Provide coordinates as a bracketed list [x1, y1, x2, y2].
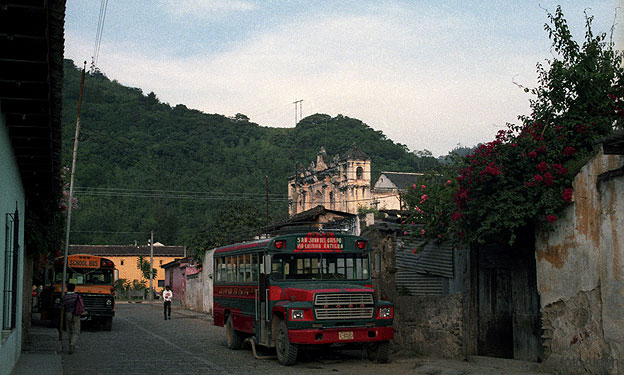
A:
[54, 267, 114, 285]
[271, 253, 369, 281]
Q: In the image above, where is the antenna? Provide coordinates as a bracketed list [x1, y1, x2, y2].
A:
[293, 99, 303, 125]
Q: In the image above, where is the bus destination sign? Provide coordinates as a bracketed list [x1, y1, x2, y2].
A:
[295, 233, 343, 252]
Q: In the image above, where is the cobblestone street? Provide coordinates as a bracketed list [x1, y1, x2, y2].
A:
[60, 303, 410, 375]
[53, 303, 555, 375]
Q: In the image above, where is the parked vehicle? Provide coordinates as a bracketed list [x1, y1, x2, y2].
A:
[40, 254, 116, 330]
[213, 231, 394, 365]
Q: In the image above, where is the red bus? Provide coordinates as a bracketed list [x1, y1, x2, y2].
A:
[213, 231, 394, 365]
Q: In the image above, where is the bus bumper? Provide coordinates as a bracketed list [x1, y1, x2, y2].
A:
[288, 326, 393, 345]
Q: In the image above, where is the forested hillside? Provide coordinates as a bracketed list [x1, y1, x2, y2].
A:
[61, 59, 437, 252]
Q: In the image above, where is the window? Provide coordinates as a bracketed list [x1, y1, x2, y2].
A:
[120, 260, 124, 266]
[158, 280, 164, 288]
[3, 206, 19, 331]
[356, 166, 363, 179]
[159, 260, 163, 265]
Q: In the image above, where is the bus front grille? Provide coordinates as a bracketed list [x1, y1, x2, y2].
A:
[82, 294, 112, 312]
[314, 293, 375, 320]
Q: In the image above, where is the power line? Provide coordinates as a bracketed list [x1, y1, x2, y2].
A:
[90, 0, 108, 73]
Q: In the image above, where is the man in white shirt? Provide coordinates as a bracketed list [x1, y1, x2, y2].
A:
[163, 285, 173, 320]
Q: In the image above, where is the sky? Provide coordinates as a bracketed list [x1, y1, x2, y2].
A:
[64, 1, 623, 157]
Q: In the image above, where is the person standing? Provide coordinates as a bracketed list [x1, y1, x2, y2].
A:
[163, 285, 172, 320]
[62, 283, 83, 354]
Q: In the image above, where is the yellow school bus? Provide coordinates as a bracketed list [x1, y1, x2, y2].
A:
[41, 254, 116, 330]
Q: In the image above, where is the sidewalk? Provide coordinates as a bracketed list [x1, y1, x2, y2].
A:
[12, 315, 62, 375]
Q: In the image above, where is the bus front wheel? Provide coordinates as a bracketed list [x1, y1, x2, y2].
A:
[225, 315, 243, 350]
[367, 341, 390, 363]
[103, 317, 113, 331]
[276, 320, 298, 366]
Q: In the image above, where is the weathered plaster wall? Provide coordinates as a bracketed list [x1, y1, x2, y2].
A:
[393, 294, 464, 358]
[185, 272, 203, 311]
[536, 148, 623, 375]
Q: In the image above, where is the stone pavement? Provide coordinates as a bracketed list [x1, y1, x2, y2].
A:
[12, 303, 553, 375]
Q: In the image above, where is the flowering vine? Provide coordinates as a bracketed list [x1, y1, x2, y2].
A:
[402, 7, 623, 248]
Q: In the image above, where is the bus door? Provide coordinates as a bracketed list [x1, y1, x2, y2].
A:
[256, 252, 271, 346]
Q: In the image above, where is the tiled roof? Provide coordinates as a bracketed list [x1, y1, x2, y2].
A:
[379, 172, 424, 190]
[69, 245, 186, 257]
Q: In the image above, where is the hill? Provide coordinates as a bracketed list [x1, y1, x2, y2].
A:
[61, 59, 438, 251]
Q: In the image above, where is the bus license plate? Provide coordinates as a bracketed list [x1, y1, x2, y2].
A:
[339, 331, 353, 340]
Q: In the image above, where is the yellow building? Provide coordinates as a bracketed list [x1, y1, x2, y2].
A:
[69, 244, 186, 290]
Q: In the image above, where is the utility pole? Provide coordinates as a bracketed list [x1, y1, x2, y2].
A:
[293, 99, 303, 125]
[149, 230, 154, 301]
[60, 61, 86, 341]
[265, 175, 269, 226]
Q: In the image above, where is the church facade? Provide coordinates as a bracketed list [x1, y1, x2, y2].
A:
[288, 145, 373, 216]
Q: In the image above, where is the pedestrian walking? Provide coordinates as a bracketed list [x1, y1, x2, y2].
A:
[163, 285, 172, 320]
[62, 283, 84, 354]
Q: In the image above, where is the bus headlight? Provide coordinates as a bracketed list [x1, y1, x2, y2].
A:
[378, 307, 393, 319]
[291, 309, 304, 320]
[106, 298, 112, 306]
[54, 297, 61, 305]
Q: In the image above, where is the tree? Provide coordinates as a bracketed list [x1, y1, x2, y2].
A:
[137, 255, 157, 281]
[403, 7, 623, 247]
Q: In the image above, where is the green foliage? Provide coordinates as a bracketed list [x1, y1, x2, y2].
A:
[403, 7, 623, 247]
[61, 60, 438, 250]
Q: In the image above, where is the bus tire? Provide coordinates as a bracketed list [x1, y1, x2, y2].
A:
[367, 341, 390, 363]
[276, 320, 298, 366]
[225, 315, 243, 350]
[103, 317, 113, 331]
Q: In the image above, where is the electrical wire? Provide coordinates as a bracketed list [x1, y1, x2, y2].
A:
[91, 0, 108, 72]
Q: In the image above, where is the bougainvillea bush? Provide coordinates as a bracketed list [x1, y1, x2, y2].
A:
[403, 7, 624, 247]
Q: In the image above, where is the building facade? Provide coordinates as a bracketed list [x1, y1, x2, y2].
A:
[373, 172, 424, 210]
[1, 1, 65, 373]
[69, 244, 186, 293]
[288, 145, 373, 216]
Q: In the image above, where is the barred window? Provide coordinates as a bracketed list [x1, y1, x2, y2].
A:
[3, 206, 19, 331]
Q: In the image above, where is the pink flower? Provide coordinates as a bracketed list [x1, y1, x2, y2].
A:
[403, 231, 408, 235]
[421, 229, 425, 236]
[437, 234, 442, 239]
[563, 146, 576, 156]
[562, 188, 573, 203]
[543, 172, 554, 186]
[546, 214, 557, 223]
[536, 161, 549, 172]
[421, 185, 426, 190]
[413, 184, 417, 189]
[420, 194, 428, 202]
[446, 180, 452, 185]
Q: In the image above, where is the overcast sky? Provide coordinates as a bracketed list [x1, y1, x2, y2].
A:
[64, 1, 622, 156]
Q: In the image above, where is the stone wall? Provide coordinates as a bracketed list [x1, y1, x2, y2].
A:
[536, 146, 623, 375]
[393, 294, 463, 358]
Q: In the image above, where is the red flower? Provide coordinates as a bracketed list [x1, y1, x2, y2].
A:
[536, 161, 549, 172]
[546, 214, 557, 223]
[543, 172, 554, 186]
[525, 181, 536, 187]
[562, 188, 573, 203]
[451, 212, 464, 221]
[533, 174, 544, 183]
[528, 151, 538, 158]
[563, 146, 576, 156]
[536, 146, 546, 154]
